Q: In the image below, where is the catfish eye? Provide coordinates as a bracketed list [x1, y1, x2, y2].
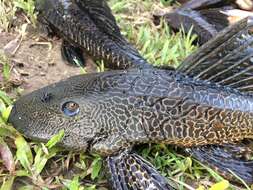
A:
[62, 101, 80, 117]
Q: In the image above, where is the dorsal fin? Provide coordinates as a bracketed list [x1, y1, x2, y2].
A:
[178, 17, 253, 93]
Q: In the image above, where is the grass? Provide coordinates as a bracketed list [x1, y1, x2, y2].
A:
[110, 0, 197, 67]
[0, 0, 250, 189]
[0, 0, 16, 32]
[0, 0, 36, 32]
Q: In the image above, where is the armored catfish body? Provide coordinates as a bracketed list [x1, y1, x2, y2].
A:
[7, 1, 253, 188]
[9, 67, 253, 156]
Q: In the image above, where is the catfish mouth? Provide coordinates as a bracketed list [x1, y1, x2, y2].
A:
[8, 101, 51, 141]
[8, 103, 27, 133]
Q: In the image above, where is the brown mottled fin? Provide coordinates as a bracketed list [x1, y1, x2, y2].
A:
[106, 151, 176, 190]
[178, 17, 253, 93]
[76, 0, 123, 41]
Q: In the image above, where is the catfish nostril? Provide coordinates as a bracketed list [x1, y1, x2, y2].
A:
[41, 92, 52, 103]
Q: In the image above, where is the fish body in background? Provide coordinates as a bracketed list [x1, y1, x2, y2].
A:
[156, 0, 253, 44]
[36, 0, 149, 69]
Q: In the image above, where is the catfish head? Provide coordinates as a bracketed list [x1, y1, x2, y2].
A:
[8, 73, 109, 151]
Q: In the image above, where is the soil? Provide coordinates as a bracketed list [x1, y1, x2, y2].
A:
[0, 26, 96, 95]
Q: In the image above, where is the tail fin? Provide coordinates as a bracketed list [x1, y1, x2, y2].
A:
[186, 143, 253, 184]
[106, 151, 176, 190]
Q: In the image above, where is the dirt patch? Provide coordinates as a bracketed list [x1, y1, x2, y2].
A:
[0, 28, 96, 95]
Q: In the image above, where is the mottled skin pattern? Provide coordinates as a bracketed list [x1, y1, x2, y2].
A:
[9, 68, 253, 156]
[35, 0, 149, 69]
[107, 151, 175, 189]
[9, 0, 253, 188]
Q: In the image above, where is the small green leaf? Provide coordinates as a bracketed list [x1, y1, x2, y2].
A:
[3, 61, 10, 80]
[18, 185, 34, 190]
[33, 145, 57, 175]
[0, 125, 18, 138]
[46, 129, 64, 149]
[15, 136, 33, 171]
[2, 105, 12, 123]
[84, 185, 96, 190]
[0, 90, 12, 106]
[68, 176, 80, 190]
[160, 0, 175, 6]
[0, 176, 15, 190]
[91, 156, 102, 180]
[33, 148, 48, 174]
[0, 99, 6, 113]
[15, 170, 30, 177]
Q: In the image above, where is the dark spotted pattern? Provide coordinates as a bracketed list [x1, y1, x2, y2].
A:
[9, 68, 253, 156]
[10, 2, 253, 188]
[107, 151, 175, 190]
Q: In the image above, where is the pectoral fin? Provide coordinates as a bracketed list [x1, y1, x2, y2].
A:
[76, 0, 123, 42]
[187, 143, 253, 184]
[106, 151, 176, 190]
[61, 40, 86, 67]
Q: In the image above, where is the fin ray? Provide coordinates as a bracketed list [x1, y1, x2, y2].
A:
[61, 40, 86, 67]
[178, 18, 253, 93]
[76, 0, 123, 42]
[106, 151, 176, 190]
[187, 143, 253, 184]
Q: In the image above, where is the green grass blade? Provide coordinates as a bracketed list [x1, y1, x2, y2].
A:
[15, 136, 33, 172]
[46, 129, 64, 149]
[0, 176, 15, 190]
